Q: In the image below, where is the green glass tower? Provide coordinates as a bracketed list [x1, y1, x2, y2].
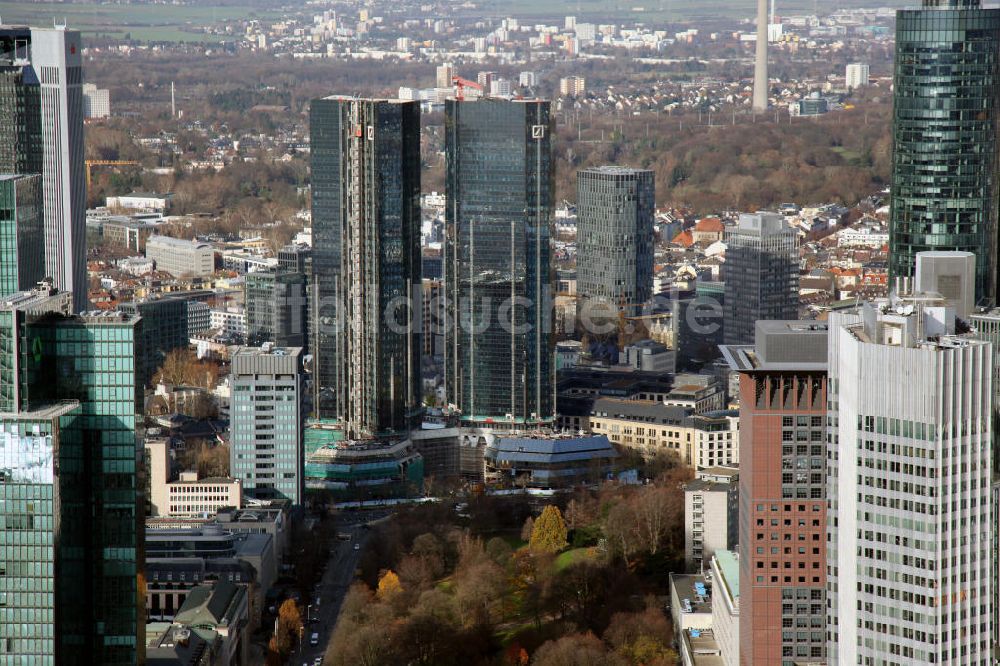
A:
[889, 0, 1000, 304]
[0, 174, 44, 299]
[0, 285, 143, 664]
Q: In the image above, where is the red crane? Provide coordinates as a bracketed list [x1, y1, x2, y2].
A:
[452, 75, 484, 101]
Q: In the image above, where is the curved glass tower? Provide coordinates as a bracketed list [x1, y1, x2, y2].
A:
[889, 0, 1000, 305]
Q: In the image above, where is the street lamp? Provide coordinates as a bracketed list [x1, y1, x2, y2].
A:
[307, 604, 313, 625]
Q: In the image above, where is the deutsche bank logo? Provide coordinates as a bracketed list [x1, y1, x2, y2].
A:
[531, 125, 545, 139]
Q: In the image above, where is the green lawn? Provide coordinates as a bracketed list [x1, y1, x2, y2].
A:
[474, 0, 908, 21]
[554, 547, 597, 571]
[0, 2, 281, 42]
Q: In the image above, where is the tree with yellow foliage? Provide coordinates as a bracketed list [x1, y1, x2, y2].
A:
[529, 505, 569, 554]
[376, 569, 403, 602]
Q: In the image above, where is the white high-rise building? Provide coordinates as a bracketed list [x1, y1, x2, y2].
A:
[827, 294, 993, 664]
[31, 27, 88, 312]
[436, 62, 454, 89]
[846, 62, 870, 90]
[230, 346, 305, 505]
[575, 23, 596, 42]
[489, 78, 512, 97]
[82, 82, 110, 118]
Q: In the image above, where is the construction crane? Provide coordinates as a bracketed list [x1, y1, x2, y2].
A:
[85, 159, 141, 190]
[452, 75, 484, 101]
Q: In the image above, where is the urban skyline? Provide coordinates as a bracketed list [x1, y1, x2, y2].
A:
[1, 0, 999, 663]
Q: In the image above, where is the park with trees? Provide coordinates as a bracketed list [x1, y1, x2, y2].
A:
[326, 460, 691, 665]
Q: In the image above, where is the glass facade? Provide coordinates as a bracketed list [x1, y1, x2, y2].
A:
[245, 270, 308, 348]
[0, 28, 42, 176]
[444, 99, 555, 425]
[723, 213, 799, 346]
[0, 175, 44, 300]
[0, 297, 142, 664]
[889, 0, 1000, 304]
[0, 404, 82, 666]
[310, 97, 422, 438]
[576, 167, 655, 318]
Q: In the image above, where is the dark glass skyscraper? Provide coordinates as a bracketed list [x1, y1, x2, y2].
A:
[0, 27, 88, 312]
[723, 212, 799, 346]
[0, 285, 143, 664]
[444, 98, 555, 426]
[0, 174, 44, 298]
[0, 28, 42, 176]
[245, 269, 308, 348]
[576, 166, 655, 318]
[310, 97, 422, 439]
[889, 0, 1000, 304]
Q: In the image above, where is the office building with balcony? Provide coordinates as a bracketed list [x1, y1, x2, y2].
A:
[685, 473, 739, 568]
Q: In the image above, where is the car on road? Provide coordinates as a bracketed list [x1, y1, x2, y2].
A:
[353, 543, 360, 551]
[310, 632, 320, 646]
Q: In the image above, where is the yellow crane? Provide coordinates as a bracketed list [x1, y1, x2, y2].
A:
[85, 159, 141, 190]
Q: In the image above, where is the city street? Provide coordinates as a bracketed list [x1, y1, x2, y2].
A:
[291, 513, 379, 666]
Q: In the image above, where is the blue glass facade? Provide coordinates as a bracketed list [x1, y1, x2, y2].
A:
[889, 0, 1000, 303]
[444, 99, 555, 426]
